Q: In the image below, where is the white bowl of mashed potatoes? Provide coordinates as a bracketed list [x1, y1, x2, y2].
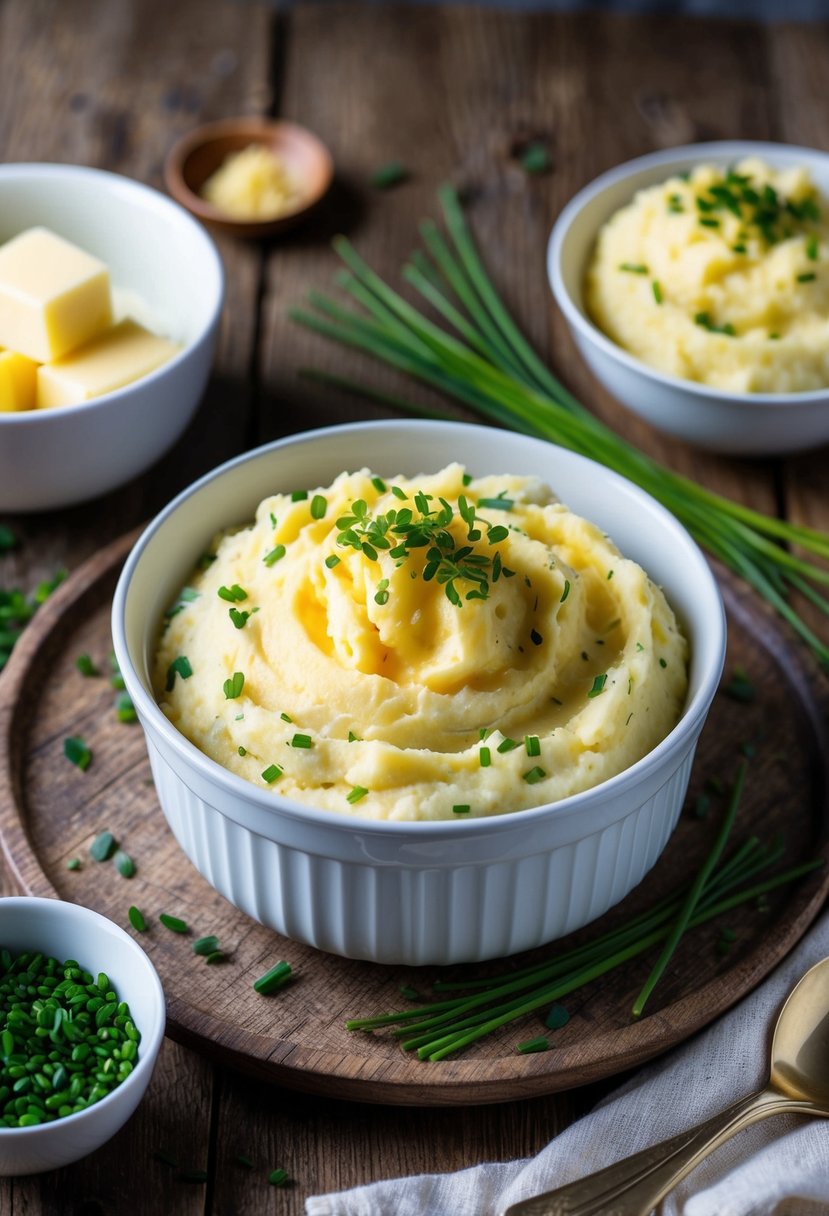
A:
[549, 141, 829, 455]
[111, 419, 725, 965]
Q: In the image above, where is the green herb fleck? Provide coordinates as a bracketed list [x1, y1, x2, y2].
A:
[523, 766, 546, 784]
[619, 263, 648, 274]
[652, 280, 663, 304]
[261, 764, 283, 783]
[254, 961, 293, 994]
[310, 494, 327, 520]
[64, 736, 92, 771]
[517, 1035, 550, 1054]
[264, 545, 286, 567]
[479, 746, 491, 768]
[346, 786, 368, 804]
[128, 906, 147, 932]
[290, 733, 313, 749]
[75, 653, 100, 677]
[223, 671, 245, 700]
[165, 655, 192, 691]
[159, 913, 189, 934]
[452, 804, 471, 815]
[588, 673, 607, 698]
[113, 850, 135, 879]
[218, 584, 248, 603]
[544, 1003, 570, 1030]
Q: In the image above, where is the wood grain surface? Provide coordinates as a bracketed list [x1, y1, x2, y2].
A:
[0, 1, 827, 1212]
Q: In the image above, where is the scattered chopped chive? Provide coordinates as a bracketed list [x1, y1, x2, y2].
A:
[479, 746, 491, 768]
[588, 674, 607, 698]
[238, 746, 247, 757]
[235, 1155, 254, 1169]
[797, 271, 817, 282]
[517, 1036, 550, 1054]
[193, 936, 221, 957]
[113, 850, 135, 879]
[66, 858, 81, 871]
[560, 580, 570, 603]
[523, 766, 546, 784]
[699, 216, 720, 228]
[128, 906, 147, 932]
[806, 235, 819, 261]
[497, 737, 519, 753]
[732, 242, 747, 253]
[223, 671, 245, 700]
[399, 985, 420, 1000]
[196, 553, 216, 571]
[90, 830, 116, 861]
[371, 476, 387, 493]
[269, 512, 277, 529]
[477, 496, 514, 511]
[165, 655, 192, 691]
[530, 629, 543, 646]
[280, 711, 293, 723]
[310, 494, 327, 519]
[452, 805, 471, 815]
[253, 961, 293, 995]
[217, 584, 247, 603]
[544, 1003, 570, 1030]
[651, 280, 663, 304]
[228, 608, 251, 629]
[347, 731, 360, 742]
[375, 578, 390, 605]
[290, 734, 313, 749]
[769, 332, 781, 340]
[346, 786, 368, 804]
[723, 666, 756, 703]
[268, 1168, 291, 1187]
[290, 490, 308, 502]
[370, 161, 409, 189]
[64, 736, 92, 771]
[524, 735, 541, 757]
[261, 764, 283, 783]
[159, 913, 189, 934]
[619, 263, 648, 274]
[520, 142, 552, 175]
[325, 554, 341, 569]
[264, 544, 286, 567]
[115, 692, 137, 723]
[75, 653, 99, 677]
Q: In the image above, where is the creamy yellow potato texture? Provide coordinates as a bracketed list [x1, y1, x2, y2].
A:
[154, 465, 688, 821]
[586, 159, 829, 392]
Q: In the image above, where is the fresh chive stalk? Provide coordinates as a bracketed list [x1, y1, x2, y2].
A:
[291, 185, 829, 671]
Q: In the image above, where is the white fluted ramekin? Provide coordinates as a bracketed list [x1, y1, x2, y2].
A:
[111, 420, 726, 966]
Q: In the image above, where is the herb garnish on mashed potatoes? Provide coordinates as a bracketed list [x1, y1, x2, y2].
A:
[586, 158, 829, 392]
[154, 465, 687, 821]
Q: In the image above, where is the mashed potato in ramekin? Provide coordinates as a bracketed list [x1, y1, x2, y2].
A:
[586, 158, 829, 393]
[154, 464, 687, 821]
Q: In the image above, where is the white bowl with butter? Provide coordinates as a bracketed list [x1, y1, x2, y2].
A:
[0, 164, 223, 511]
[549, 141, 829, 455]
[112, 420, 726, 967]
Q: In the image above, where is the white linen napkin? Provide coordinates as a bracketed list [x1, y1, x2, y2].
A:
[306, 910, 829, 1216]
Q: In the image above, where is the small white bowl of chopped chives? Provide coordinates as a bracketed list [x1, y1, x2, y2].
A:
[548, 140, 829, 455]
[0, 896, 165, 1174]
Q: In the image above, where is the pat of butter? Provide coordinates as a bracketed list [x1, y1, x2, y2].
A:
[36, 318, 180, 409]
[0, 349, 38, 412]
[0, 227, 113, 362]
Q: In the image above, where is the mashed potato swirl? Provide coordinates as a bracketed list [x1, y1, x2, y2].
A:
[154, 464, 687, 821]
[587, 158, 829, 393]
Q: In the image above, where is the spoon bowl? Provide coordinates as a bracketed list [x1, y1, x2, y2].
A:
[771, 956, 829, 1104]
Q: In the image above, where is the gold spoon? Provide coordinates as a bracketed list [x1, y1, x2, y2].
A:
[505, 955, 829, 1216]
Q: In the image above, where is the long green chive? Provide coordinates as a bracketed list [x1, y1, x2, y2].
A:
[346, 786, 368, 804]
[159, 914, 189, 934]
[264, 544, 286, 567]
[261, 764, 283, 783]
[64, 737, 92, 771]
[128, 906, 147, 932]
[90, 831, 116, 862]
[291, 734, 313, 749]
[254, 962, 293, 994]
[290, 186, 829, 672]
[75, 653, 99, 677]
[165, 656, 192, 691]
[223, 671, 245, 700]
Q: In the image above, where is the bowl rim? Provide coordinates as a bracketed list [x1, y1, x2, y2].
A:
[548, 138, 829, 408]
[0, 895, 165, 1137]
[0, 161, 225, 428]
[112, 418, 727, 840]
[163, 116, 335, 229]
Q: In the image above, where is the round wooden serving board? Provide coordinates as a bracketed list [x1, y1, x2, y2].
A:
[1, 533, 828, 1107]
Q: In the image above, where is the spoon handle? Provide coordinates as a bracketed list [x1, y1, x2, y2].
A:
[504, 1088, 822, 1216]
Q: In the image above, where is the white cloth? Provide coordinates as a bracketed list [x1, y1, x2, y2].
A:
[306, 911, 829, 1216]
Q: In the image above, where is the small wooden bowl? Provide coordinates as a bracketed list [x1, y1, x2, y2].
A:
[164, 117, 334, 239]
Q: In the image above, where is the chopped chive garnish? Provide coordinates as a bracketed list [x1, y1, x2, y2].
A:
[290, 733, 313, 749]
[517, 1036, 550, 1054]
[347, 730, 360, 742]
[268, 1168, 291, 1187]
[370, 161, 409, 189]
[477, 496, 514, 511]
[732, 242, 747, 253]
[75, 653, 99, 677]
[699, 217, 720, 228]
[115, 691, 137, 723]
[375, 578, 390, 605]
[64, 736, 92, 771]
[769, 332, 781, 340]
[723, 666, 756, 703]
[128, 906, 147, 932]
[113, 850, 135, 879]
[159, 913, 189, 934]
[497, 737, 519, 753]
[291, 490, 308, 502]
[797, 271, 817, 282]
[520, 142, 551, 175]
[223, 671, 245, 700]
[261, 764, 283, 783]
[153, 1149, 179, 1168]
[806, 235, 819, 261]
[325, 554, 341, 569]
[205, 952, 226, 964]
[560, 580, 570, 603]
[165, 655, 192, 691]
[479, 746, 491, 768]
[253, 961, 293, 994]
[346, 786, 368, 804]
[523, 766, 547, 784]
[310, 494, 327, 519]
[651, 280, 663, 304]
[544, 1003, 570, 1030]
[66, 857, 81, 871]
[238, 746, 247, 756]
[280, 711, 293, 723]
[452, 804, 471, 815]
[264, 544, 286, 567]
[193, 936, 221, 957]
[217, 584, 248, 603]
[228, 608, 251, 629]
[269, 512, 277, 529]
[659, 657, 668, 668]
[619, 263, 648, 274]
[524, 735, 541, 757]
[588, 674, 607, 698]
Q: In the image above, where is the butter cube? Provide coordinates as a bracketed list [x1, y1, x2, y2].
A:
[37, 318, 180, 409]
[0, 349, 38, 412]
[0, 227, 113, 362]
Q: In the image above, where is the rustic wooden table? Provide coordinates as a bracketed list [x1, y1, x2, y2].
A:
[0, 1, 827, 1212]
